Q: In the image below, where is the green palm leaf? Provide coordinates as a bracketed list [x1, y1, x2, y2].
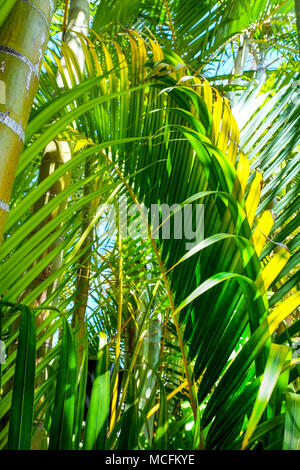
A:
[49, 316, 77, 450]
[7, 304, 36, 450]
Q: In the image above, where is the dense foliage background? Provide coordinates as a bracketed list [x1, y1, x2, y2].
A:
[0, 0, 299, 450]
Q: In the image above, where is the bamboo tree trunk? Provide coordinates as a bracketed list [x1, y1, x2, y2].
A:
[0, 0, 55, 241]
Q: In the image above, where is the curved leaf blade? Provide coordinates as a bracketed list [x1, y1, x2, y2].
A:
[7, 305, 36, 450]
[83, 333, 110, 450]
[283, 392, 300, 450]
[49, 317, 77, 450]
[241, 344, 290, 450]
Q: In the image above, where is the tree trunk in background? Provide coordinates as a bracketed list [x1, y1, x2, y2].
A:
[56, 0, 91, 351]
[66, 0, 92, 363]
[0, 0, 55, 447]
[30, 0, 90, 314]
[57, 0, 90, 88]
[253, 46, 266, 87]
[0, 0, 55, 241]
[28, 0, 90, 348]
[230, 41, 267, 129]
[71, 158, 93, 362]
[295, 0, 300, 49]
[231, 35, 249, 78]
[228, 34, 249, 107]
[25, 139, 71, 339]
[29, 141, 71, 450]
[28, 0, 90, 448]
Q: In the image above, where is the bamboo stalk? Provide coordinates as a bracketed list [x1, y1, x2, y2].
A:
[71, 157, 93, 362]
[0, 0, 55, 241]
